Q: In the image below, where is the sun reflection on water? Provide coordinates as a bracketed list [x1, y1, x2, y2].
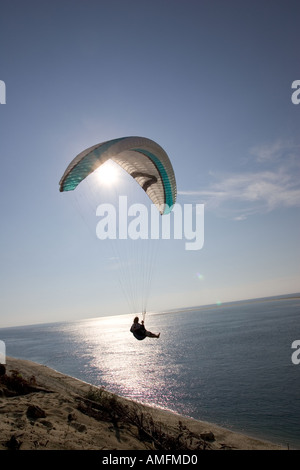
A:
[71, 314, 170, 408]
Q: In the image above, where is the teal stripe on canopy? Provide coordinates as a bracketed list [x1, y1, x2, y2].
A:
[133, 148, 174, 214]
[61, 137, 126, 191]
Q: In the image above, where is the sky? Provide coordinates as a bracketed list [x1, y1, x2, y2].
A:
[0, 0, 299, 327]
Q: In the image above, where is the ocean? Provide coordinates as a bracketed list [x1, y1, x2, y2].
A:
[1, 294, 300, 449]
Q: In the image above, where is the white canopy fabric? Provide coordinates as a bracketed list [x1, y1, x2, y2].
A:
[59, 136, 177, 214]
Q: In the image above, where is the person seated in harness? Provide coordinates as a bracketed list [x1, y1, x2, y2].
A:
[130, 316, 160, 340]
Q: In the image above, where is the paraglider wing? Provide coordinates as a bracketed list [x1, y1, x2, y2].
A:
[59, 136, 176, 214]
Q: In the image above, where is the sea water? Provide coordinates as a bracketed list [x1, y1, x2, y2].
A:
[1, 294, 300, 449]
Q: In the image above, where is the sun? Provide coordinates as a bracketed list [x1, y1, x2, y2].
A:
[95, 160, 120, 186]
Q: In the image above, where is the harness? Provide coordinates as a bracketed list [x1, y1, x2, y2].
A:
[133, 332, 146, 341]
[130, 324, 146, 341]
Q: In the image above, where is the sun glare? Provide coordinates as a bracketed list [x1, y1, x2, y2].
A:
[95, 161, 120, 186]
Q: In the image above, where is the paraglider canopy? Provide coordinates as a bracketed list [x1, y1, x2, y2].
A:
[59, 136, 177, 215]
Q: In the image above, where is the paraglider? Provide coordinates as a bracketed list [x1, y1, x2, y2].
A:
[59, 136, 177, 338]
[130, 316, 160, 340]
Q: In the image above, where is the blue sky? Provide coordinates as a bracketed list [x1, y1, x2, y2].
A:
[0, 0, 299, 327]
